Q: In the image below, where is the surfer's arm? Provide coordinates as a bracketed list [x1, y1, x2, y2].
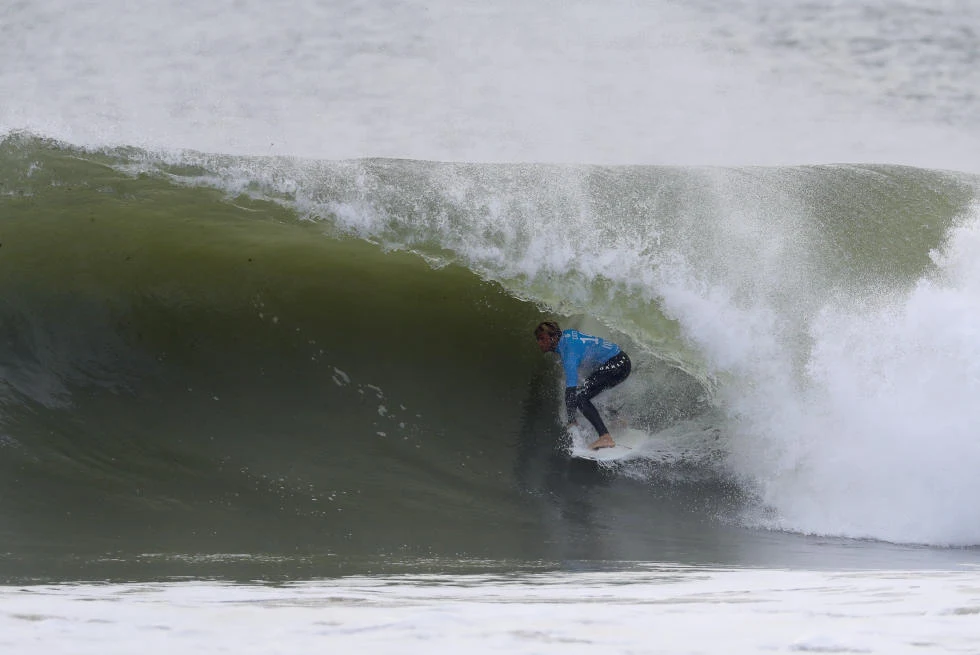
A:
[557, 333, 584, 420]
[564, 385, 579, 420]
[561, 346, 582, 388]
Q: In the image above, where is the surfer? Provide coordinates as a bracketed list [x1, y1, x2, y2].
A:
[534, 321, 632, 450]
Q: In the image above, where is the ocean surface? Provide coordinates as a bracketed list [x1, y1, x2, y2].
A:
[2, 0, 980, 652]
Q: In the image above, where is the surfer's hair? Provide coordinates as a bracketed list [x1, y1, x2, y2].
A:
[534, 321, 561, 338]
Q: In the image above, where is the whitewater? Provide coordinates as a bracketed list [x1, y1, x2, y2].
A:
[3, 0, 980, 653]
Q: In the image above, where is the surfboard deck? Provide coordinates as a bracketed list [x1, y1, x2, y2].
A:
[569, 426, 652, 462]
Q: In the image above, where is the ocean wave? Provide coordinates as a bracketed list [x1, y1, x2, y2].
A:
[1, 133, 979, 551]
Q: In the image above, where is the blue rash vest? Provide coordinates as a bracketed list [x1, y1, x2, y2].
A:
[555, 329, 621, 387]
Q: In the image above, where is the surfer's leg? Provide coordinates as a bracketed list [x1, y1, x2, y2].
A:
[576, 396, 610, 438]
[579, 352, 632, 405]
[579, 403, 615, 450]
[578, 352, 632, 449]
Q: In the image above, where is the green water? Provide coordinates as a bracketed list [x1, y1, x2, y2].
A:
[1, 135, 978, 582]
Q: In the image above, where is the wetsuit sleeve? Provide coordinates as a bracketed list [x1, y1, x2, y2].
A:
[557, 331, 583, 419]
[561, 344, 583, 387]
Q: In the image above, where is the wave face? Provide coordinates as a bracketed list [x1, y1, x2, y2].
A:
[1, 135, 979, 563]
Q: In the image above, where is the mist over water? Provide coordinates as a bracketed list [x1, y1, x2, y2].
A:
[665, 204, 980, 545]
[3, 0, 980, 169]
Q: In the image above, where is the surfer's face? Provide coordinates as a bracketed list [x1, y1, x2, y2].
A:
[536, 332, 558, 353]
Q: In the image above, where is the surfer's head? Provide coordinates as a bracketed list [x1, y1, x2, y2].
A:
[534, 321, 561, 353]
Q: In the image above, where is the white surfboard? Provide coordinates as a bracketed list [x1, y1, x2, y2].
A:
[569, 426, 653, 462]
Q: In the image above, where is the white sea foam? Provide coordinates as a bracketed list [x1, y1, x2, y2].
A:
[2, 567, 978, 654]
[658, 206, 980, 545]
